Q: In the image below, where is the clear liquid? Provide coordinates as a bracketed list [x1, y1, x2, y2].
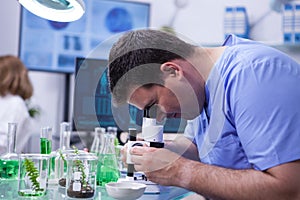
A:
[96, 154, 120, 186]
[0, 179, 19, 199]
[0, 159, 19, 179]
[40, 138, 52, 154]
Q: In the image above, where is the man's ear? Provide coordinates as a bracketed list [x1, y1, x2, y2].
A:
[160, 62, 183, 79]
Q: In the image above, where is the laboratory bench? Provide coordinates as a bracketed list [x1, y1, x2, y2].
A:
[0, 179, 197, 200]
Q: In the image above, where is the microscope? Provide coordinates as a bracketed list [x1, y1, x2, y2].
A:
[126, 109, 164, 179]
[141, 108, 164, 148]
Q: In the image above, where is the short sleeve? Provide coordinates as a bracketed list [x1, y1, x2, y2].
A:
[228, 56, 300, 170]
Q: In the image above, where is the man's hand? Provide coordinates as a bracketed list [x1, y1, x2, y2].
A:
[130, 145, 300, 200]
[130, 146, 185, 185]
[120, 136, 145, 168]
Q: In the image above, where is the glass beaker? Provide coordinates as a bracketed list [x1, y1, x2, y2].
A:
[66, 153, 98, 199]
[57, 149, 88, 188]
[18, 154, 50, 197]
[96, 130, 120, 186]
[0, 123, 19, 199]
[0, 123, 19, 180]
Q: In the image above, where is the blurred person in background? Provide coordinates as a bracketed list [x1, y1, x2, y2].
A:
[0, 55, 34, 154]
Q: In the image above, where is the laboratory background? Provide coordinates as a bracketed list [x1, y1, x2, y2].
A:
[1, 0, 300, 152]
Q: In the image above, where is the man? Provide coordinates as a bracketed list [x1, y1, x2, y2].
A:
[107, 29, 300, 199]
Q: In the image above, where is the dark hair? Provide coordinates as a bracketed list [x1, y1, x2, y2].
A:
[108, 29, 195, 105]
[0, 55, 33, 100]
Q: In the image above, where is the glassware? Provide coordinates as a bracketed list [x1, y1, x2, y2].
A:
[107, 126, 120, 153]
[96, 129, 120, 186]
[59, 122, 71, 151]
[66, 153, 98, 199]
[90, 127, 105, 156]
[0, 123, 19, 199]
[0, 123, 19, 180]
[49, 122, 72, 185]
[18, 154, 50, 197]
[107, 126, 118, 138]
[40, 126, 52, 154]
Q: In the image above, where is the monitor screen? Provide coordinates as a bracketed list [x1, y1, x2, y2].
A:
[19, 0, 150, 73]
[72, 57, 187, 133]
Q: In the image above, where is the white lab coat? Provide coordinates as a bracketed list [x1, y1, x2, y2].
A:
[0, 93, 33, 154]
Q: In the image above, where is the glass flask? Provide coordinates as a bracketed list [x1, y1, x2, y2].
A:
[107, 126, 119, 151]
[96, 129, 120, 186]
[0, 123, 19, 199]
[107, 126, 118, 138]
[18, 154, 50, 197]
[90, 127, 105, 156]
[66, 153, 98, 199]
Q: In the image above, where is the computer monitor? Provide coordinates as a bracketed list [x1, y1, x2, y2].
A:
[72, 57, 187, 135]
[19, 0, 150, 73]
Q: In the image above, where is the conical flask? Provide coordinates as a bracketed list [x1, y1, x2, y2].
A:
[96, 128, 120, 186]
[107, 126, 118, 138]
[90, 127, 105, 155]
[0, 123, 19, 180]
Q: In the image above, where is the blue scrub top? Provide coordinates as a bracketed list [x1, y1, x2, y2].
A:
[185, 34, 300, 170]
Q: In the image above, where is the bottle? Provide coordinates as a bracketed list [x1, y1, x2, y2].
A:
[0, 123, 19, 180]
[283, 3, 294, 43]
[234, 7, 249, 39]
[295, 4, 300, 43]
[96, 128, 120, 186]
[224, 7, 234, 39]
[90, 127, 105, 156]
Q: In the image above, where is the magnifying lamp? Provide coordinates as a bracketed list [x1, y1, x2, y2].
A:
[17, 0, 85, 22]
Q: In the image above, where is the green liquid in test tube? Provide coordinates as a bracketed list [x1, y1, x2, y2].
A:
[40, 126, 52, 175]
[40, 127, 52, 154]
[40, 138, 52, 154]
